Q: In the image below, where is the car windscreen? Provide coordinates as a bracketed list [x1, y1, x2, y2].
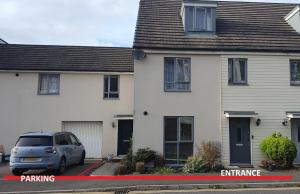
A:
[16, 136, 53, 147]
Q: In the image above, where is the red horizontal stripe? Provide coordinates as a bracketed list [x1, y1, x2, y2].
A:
[78, 161, 102, 176]
[3, 175, 293, 181]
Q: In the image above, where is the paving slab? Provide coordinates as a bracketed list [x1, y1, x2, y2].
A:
[91, 162, 119, 176]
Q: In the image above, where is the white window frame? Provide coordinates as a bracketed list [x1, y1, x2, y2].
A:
[38, 73, 60, 95]
[103, 75, 119, 99]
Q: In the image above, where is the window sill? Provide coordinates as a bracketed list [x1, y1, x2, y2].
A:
[228, 83, 249, 86]
[290, 83, 300, 86]
[164, 90, 192, 93]
[37, 93, 60, 96]
[103, 98, 120, 100]
[165, 164, 185, 167]
[185, 32, 217, 38]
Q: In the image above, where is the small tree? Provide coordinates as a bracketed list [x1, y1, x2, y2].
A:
[125, 138, 134, 172]
[261, 132, 297, 168]
[199, 141, 221, 169]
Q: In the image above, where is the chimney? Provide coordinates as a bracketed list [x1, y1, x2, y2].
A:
[285, 5, 300, 34]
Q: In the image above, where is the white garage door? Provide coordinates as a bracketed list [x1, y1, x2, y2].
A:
[62, 121, 103, 158]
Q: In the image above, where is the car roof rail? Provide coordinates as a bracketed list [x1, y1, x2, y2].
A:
[23, 131, 36, 134]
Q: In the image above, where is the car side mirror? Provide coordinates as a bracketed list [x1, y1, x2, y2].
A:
[77, 142, 82, 146]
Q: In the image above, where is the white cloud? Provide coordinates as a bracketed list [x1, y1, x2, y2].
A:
[97, 41, 122, 47]
[0, 0, 139, 46]
[0, 0, 298, 47]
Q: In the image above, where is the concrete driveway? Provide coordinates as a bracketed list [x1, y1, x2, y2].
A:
[0, 159, 102, 176]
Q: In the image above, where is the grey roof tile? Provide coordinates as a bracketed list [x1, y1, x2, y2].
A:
[134, 0, 300, 52]
[0, 44, 133, 72]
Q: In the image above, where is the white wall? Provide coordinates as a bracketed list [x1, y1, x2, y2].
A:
[0, 72, 134, 157]
[134, 53, 221, 156]
[134, 51, 300, 166]
[221, 54, 300, 165]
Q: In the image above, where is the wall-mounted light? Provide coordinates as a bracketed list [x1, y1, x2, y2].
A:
[256, 118, 261, 126]
[143, 111, 148, 116]
[282, 119, 288, 126]
[112, 122, 115, 128]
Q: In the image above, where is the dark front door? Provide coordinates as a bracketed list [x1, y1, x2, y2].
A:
[229, 118, 251, 164]
[291, 119, 300, 164]
[117, 120, 133, 155]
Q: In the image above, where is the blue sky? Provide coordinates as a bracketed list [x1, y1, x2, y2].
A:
[0, 0, 298, 47]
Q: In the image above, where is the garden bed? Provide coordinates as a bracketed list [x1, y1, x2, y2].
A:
[114, 141, 225, 175]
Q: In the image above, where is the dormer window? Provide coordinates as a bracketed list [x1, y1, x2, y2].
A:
[182, 2, 217, 34]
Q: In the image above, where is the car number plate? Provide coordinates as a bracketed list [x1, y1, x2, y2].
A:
[22, 157, 42, 162]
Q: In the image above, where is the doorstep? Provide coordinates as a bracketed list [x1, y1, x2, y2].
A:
[112, 156, 126, 162]
[226, 164, 254, 169]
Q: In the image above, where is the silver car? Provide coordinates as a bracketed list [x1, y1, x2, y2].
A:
[10, 131, 85, 176]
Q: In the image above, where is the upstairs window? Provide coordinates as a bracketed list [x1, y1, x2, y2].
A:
[228, 58, 248, 85]
[104, 75, 119, 99]
[38, 74, 60, 95]
[164, 58, 191, 92]
[184, 6, 215, 33]
[290, 60, 300, 85]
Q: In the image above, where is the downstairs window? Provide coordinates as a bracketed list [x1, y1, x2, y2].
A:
[164, 116, 194, 165]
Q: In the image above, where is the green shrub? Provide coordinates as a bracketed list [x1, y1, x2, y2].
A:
[153, 167, 176, 174]
[125, 138, 134, 172]
[260, 132, 297, 168]
[182, 156, 209, 173]
[134, 148, 156, 163]
[126, 138, 133, 162]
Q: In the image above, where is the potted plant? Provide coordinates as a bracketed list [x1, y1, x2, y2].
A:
[263, 160, 276, 171]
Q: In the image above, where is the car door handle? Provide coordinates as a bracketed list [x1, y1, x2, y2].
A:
[123, 140, 130, 143]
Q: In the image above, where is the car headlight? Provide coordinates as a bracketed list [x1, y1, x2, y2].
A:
[11, 147, 18, 155]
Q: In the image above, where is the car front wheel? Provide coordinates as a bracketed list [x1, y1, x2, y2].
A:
[12, 169, 24, 176]
[79, 151, 85, 166]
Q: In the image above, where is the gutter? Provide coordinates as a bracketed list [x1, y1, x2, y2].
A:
[133, 46, 300, 55]
[0, 70, 134, 74]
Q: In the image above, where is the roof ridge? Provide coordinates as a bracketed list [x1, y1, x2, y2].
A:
[1, 43, 132, 50]
[190, 0, 298, 6]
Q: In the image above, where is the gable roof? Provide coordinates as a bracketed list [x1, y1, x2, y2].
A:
[134, 0, 300, 52]
[0, 44, 133, 72]
[0, 38, 7, 44]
